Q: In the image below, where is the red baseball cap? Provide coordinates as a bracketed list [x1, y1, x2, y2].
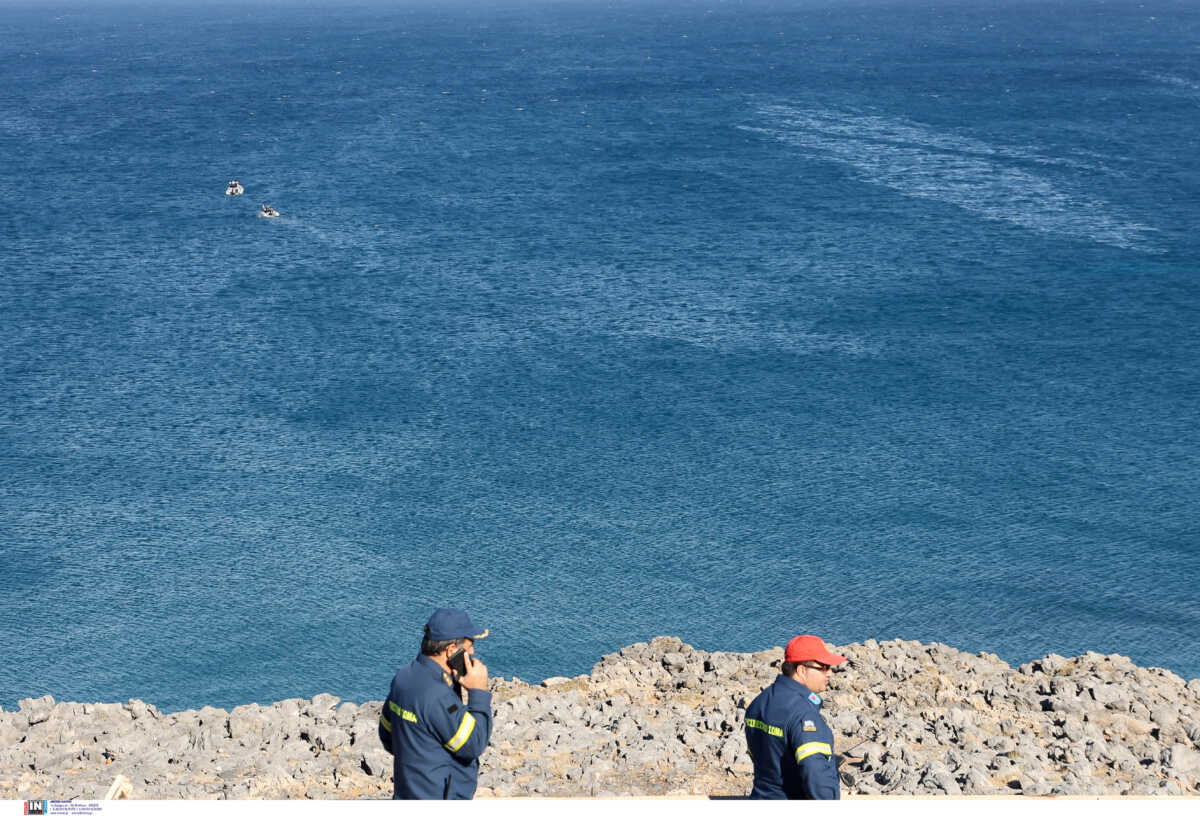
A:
[784, 635, 846, 666]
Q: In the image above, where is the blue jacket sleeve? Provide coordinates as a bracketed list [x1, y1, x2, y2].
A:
[789, 714, 840, 800]
[429, 688, 493, 761]
[378, 694, 395, 754]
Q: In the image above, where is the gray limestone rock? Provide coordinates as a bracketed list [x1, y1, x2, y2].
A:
[661, 653, 688, 673]
[9, 638, 1200, 799]
[19, 696, 56, 727]
[228, 704, 268, 743]
[0, 720, 23, 749]
[1015, 772, 1051, 796]
[125, 699, 158, 720]
[359, 747, 392, 777]
[1162, 743, 1200, 782]
[309, 726, 350, 752]
[1059, 715, 1086, 743]
[1088, 683, 1130, 710]
[918, 759, 962, 795]
[874, 758, 906, 789]
[957, 766, 994, 794]
[857, 742, 885, 772]
[279, 738, 315, 762]
[303, 694, 340, 721]
[334, 702, 359, 725]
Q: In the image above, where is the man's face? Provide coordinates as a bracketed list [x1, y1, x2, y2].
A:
[800, 662, 834, 693]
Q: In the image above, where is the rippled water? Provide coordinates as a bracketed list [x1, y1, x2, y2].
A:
[2, 0, 1198, 711]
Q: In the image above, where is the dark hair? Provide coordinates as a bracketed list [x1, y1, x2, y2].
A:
[781, 661, 800, 677]
[421, 633, 465, 656]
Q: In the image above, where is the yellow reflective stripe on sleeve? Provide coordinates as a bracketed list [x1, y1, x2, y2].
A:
[389, 701, 418, 723]
[746, 718, 784, 738]
[795, 741, 833, 762]
[378, 712, 392, 732]
[444, 711, 476, 752]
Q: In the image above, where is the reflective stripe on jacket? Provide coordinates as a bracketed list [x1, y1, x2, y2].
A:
[744, 675, 839, 799]
[377, 654, 493, 799]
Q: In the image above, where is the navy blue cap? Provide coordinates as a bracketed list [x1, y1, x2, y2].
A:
[424, 608, 489, 641]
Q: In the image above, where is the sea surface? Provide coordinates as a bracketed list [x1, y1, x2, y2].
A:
[3, 0, 1199, 712]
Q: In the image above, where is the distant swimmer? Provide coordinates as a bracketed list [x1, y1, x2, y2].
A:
[226, 180, 244, 196]
[260, 203, 280, 217]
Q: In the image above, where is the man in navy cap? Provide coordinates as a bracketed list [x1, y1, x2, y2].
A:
[378, 608, 494, 799]
[744, 634, 847, 799]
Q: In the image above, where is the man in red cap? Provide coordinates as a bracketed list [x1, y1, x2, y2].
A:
[744, 634, 847, 799]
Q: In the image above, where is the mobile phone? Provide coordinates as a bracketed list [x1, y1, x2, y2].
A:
[448, 648, 468, 676]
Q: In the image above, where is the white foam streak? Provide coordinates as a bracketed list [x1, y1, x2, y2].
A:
[1143, 71, 1200, 94]
[751, 104, 1159, 252]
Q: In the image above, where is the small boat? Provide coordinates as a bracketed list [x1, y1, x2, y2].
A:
[260, 203, 280, 218]
[226, 180, 244, 196]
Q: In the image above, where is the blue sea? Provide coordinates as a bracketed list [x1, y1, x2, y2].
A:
[3, 0, 1199, 712]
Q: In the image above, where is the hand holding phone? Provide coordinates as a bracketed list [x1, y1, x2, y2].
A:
[447, 647, 468, 676]
[457, 652, 489, 691]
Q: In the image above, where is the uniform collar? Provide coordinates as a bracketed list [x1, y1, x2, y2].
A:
[774, 674, 822, 707]
[417, 653, 454, 686]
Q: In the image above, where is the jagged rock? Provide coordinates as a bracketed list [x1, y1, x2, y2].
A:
[1162, 743, 1200, 781]
[335, 702, 359, 725]
[359, 747, 392, 777]
[958, 766, 994, 793]
[125, 699, 158, 720]
[6, 639, 1198, 798]
[0, 720, 22, 749]
[19, 696, 56, 727]
[308, 726, 350, 752]
[303, 694, 341, 721]
[1088, 683, 1130, 709]
[918, 759, 962, 795]
[1015, 772, 1051, 795]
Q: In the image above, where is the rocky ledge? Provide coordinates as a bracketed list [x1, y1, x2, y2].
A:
[3, 638, 1199, 799]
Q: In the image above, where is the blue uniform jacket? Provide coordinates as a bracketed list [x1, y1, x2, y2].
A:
[744, 674, 840, 799]
[378, 654, 493, 799]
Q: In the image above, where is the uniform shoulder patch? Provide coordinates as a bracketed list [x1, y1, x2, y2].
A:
[808, 692, 822, 706]
[447, 703, 460, 714]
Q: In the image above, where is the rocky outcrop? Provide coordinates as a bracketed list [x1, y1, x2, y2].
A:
[2, 638, 1198, 798]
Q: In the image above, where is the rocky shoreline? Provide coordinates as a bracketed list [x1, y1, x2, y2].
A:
[3, 638, 1199, 799]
